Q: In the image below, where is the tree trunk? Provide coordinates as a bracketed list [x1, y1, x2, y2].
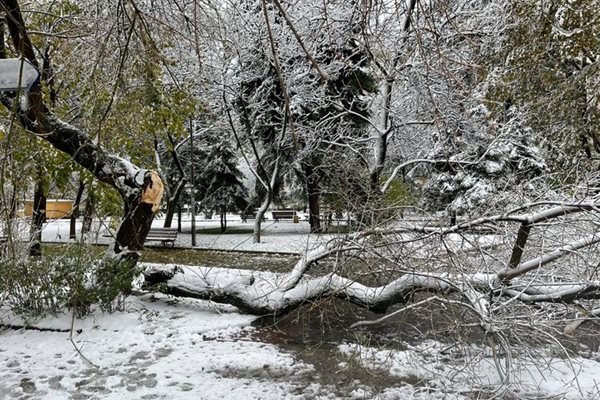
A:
[29, 170, 46, 257]
[98, 172, 163, 309]
[369, 77, 392, 192]
[220, 205, 227, 233]
[163, 198, 176, 228]
[8, 184, 16, 219]
[81, 188, 95, 236]
[253, 160, 280, 243]
[104, 192, 155, 266]
[304, 163, 321, 233]
[254, 193, 271, 243]
[163, 179, 186, 228]
[177, 205, 182, 233]
[69, 179, 85, 239]
[307, 190, 321, 233]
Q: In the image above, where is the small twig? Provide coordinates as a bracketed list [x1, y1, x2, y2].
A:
[350, 295, 465, 328]
[69, 310, 99, 369]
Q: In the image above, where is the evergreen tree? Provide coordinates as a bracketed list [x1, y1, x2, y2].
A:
[231, 0, 376, 232]
[423, 107, 549, 217]
[200, 141, 249, 233]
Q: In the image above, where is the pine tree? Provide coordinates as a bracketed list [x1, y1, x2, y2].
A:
[200, 141, 249, 233]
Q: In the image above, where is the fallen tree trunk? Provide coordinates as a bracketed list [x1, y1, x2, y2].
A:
[142, 263, 491, 317]
[142, 201, 600, 330]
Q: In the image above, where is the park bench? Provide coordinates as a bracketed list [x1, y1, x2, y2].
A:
[144, 228, 178, 247]
[271, 210, 297, 222]
[103, 227, 178, 247]
[241, 210, 266, 223]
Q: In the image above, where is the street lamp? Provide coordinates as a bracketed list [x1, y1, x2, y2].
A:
[0, 58, 40, 92]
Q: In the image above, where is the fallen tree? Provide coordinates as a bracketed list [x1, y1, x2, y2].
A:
[143, 201, 600, 336]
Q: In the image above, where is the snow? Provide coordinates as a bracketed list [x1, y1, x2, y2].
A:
[0, 291, 476, 400]
[32, 215, 339, 254]
[339, 340, 600, 399]
[0, 294, 323, 400]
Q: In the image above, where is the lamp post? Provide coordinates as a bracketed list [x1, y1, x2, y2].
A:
[0, 58, 40, 92]
[189, 118, 197, 247]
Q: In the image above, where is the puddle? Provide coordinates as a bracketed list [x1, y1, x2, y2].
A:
[250, 299, 444, 395]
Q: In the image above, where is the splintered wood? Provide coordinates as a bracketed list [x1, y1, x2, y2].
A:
[142, 170, 164, 213]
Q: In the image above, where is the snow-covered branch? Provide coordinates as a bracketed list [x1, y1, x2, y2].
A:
[142, 264, 492, 317]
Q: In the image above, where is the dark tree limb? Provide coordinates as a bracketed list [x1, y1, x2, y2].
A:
[0, 0, 164, 273]
[506, 224, 531, 269]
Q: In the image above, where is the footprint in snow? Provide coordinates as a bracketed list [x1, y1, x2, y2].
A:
[19, 377, 36, 394]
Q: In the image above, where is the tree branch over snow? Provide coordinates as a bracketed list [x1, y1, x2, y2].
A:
[498, 234, 600, 282]
[142, 201, 600, 327]
[142, 263, 492, 317]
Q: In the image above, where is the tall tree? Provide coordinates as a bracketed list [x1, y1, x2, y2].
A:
[0, 0, 164, 299]
[229, 0, 376, 233]
[494, 0, 600, 173]
[201, 140, 248, 233]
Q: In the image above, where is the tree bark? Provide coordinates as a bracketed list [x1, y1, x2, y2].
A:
[8, 184, 16, 219]
[254, 159, 280, 243]
[177, 205, 182, 233]
[307, 189, 321, 233]
[29, 169, 46, 257]
[163, 178, 186, 228]
[69, 179, 85, 239]
[254, 192, 271, 243]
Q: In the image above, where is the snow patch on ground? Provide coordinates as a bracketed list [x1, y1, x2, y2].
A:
[339, 340, 600, 399]
[0, 294, 327, 400]
[32, 217, 337, 254]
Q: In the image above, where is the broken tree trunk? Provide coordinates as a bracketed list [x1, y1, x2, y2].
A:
[0, 0, 164, 291]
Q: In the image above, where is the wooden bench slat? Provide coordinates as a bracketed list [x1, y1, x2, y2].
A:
[145, 228, 178, 247]
[271, 210, 297, 222]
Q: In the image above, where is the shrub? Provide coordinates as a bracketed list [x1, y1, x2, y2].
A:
[0, 244, 138, 318]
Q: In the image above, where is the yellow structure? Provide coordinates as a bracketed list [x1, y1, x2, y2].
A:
[23, 199, 73, 219]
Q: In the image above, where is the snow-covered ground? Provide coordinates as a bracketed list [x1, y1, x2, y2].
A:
[0, 294, 327, 400]
[4, 289, 600, 399]
[0, 293, 462, 400]
[3, 217, 600, 399]
[34, 215, 337, 254]
[340, 341, 600, 399]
